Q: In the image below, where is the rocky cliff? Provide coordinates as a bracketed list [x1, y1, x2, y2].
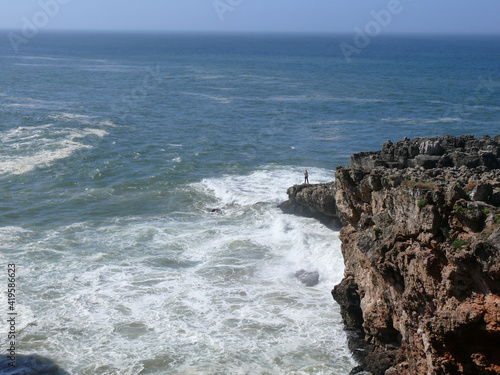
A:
[280, 135, 500, 375]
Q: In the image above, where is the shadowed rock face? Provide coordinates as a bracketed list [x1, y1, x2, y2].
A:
[280, 135, 500, 375]
[278, 182, 343, 228]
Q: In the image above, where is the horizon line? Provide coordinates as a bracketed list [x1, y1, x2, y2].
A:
[2, 28, 500, 37]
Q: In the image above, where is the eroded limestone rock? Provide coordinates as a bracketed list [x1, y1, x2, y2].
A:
[280, 135, 500, 375]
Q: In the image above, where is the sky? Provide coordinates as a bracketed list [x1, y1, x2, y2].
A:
[1, 0, 500, 35]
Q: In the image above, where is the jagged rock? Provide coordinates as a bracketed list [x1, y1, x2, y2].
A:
[278, 182, 342, 228]
[295, 269, 319, 287]
[450, 151, 482, 168]
[420, 140, 444, 155]
[280, 135, 500, 375]
[470, 184, 493, 203]
[453, 199, 488, 233]
[491, 192, 500, 207]
[411, 154, 441, 169]
[350, 135, 500, 172]
[332, 276, 363, 329]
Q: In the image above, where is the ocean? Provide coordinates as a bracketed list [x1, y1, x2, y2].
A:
[0, 32, 499, 374]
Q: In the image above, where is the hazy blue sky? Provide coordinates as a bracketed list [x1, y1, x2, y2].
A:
[1, 0, 500, 34]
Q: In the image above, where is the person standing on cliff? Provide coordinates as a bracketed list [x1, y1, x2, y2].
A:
[304, 169, 309, 184]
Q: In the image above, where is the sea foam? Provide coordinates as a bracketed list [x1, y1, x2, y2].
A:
[8, 166, 354, 374]
[0, 125, 108, 176]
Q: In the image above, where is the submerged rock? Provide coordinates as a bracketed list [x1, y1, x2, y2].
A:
[295, 269, 319, 287]
[0, 354, 70, 375]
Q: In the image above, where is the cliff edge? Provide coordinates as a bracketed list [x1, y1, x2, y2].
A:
[280, 135, 500, 375]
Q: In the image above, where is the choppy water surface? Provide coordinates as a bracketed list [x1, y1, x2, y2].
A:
[0, 33, 499, 374]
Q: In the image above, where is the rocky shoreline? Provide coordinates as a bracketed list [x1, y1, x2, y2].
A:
[280, 135, 500, 375]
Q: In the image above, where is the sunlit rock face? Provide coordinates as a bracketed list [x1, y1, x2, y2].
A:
[281, 135, 500, 375]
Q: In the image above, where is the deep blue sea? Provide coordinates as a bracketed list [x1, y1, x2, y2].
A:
[0, 32, 499, 374]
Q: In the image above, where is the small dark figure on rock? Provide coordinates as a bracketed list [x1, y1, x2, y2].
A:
[304, 169, 309, 184]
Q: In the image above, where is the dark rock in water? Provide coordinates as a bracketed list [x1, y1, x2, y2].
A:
[210, 208, 223, 214]
[295, 269, 319, 287]
[0, 354, 70, 375]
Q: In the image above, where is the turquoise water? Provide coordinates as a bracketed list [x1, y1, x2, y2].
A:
[0, 33, 499, 374]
